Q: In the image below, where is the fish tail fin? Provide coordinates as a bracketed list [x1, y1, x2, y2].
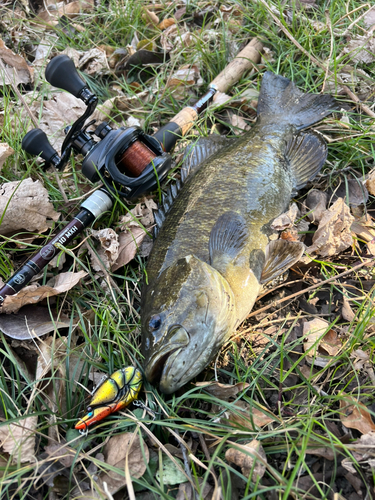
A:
[257, 72, 337, 129]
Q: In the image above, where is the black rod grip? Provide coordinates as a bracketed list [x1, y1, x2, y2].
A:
[45, 55, 87, 97]
[22, 129, 59, 163]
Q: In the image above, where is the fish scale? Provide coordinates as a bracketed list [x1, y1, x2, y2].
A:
[141, 71, 337, 394]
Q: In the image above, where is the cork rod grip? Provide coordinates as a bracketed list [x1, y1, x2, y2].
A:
[211, 37, 264, 93]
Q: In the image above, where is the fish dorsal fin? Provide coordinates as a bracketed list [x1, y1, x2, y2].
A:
[153, 180, 181, 237]
[154, 136, 236, 237]
[181, 136, 237, 180]
[209, 211, 248, 274]
[260, 239, 304, 284]
[285, 130, 327, 191]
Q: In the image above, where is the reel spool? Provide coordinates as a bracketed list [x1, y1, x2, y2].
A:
[22, 55, 172, 199]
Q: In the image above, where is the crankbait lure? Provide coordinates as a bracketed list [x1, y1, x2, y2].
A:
[75, 367, 143, 430]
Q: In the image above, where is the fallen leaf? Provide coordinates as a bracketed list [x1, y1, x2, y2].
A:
[225, 440, 266, 480]
[195, 381, 249, 401]
[0, 178, 60, 235]
[0, 416, 37, 464]
[365, 169, 375, 196]
[156, 455, 186, 486]
[98, 433, 149, 494]
[78, 47, 109, 76]
[113, 227, 146, 271]
[350, 349, 370, 371]
[340, 395, 375, 434]
[341, 431, 375, 473]
[1, 271, 87, 313]
[341, 34, 375, 65]
[307, 198, 354, 257]
[351, 214, 375, 255]
[213, 400, 277, 429]
[0, 305, 70, 339]
[142, 8, 159, 25]
[303, 318, 341, 367]
[305, 446, 335, 461]
[342, 297, 356, 322]
[364, 6, 375, 28]
[330, 178, 369, 207]
[0, 143, 14, 169]
[177, 478, 213, 500]
[167, 64, 203, 89]
[158, 18, 176, 30]
[45, 439, 76, 468]
[305, 189, 328, 223]
[90, 228, 119, 271]
[0, 39, 33, 86]
[271, 203, 299, 231]
[228, 113, 250, 134]
[212, 91, 232, 106]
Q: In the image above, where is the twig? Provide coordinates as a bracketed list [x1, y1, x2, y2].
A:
[246, 259, 371, 319]
[256, 0, 375, 119]
[322, 10, 334, 93]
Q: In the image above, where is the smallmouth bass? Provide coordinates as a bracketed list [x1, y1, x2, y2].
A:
[141, 72, 336, 393]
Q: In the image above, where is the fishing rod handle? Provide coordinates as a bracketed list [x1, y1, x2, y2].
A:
[154, 37, 264, 151]
[0, 190, 113, 306]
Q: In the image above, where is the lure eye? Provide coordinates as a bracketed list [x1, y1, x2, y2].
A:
[149, 314, 162, 331]
[87, 411, 93, 418]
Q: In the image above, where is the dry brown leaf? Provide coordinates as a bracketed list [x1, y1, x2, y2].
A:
[350, 349, 370, 371]
[90, 228, 119, 271]
[98, 433, 149, 494]
[177, 478, 213, 500]
[45, 440, 76, 468]
[0, 39, 33, 86]
[340, 395, 375, 434]
[167, 64, 203, 89]
[228, 113, 250, 134]
[24, 93, 87, 152]
[305, 446, 335, 461]
[307, 198, 354, 257]
[341, 34, 375, 65]
[365, 169, 375, 196]
[212, 91, 232, 106]
[78, 47, 109, 76]
[0, 305, 70, 339]
[214, 400, 277, 429]
[364, 6, 375, 28]
[113, 227, 146, 271]
[305, 189, 328, 223]
[158, 17, 176, 30]
[1, 270, 87, 313]
[0, 416, 37, 464]
[342, 297, 356, 322]
[225, 440, 266, 480]
[351, 214, 375, 255]
[303, 318, 341, 367]
[271, 203, 298, 231]
[0, 178, 60, 235]
[36, 0, 94, 23]
[341, 431, 375, 474]
[142, 8, 159, 25]
[195, 381, 249, 401]
[0, 143, 14, 170]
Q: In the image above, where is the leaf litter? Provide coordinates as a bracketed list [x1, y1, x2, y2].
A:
[1, 0, 375, 498]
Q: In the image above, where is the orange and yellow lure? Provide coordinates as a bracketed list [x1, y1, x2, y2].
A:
[75, 367, 143, 431]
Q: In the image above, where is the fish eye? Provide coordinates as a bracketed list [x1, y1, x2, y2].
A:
[149, 314, 162, 331]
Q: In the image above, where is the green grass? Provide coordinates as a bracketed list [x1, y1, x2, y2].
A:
[1, 0, 375, 498]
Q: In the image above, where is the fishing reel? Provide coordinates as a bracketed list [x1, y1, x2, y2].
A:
[22, 55, 172, 199]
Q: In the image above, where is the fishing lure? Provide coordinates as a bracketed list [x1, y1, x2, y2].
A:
[75, 367, 143, 430]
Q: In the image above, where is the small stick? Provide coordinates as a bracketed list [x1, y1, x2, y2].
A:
[246, 259, 372, 319]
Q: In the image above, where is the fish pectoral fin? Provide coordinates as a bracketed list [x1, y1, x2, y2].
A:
[260, 239, 304, 284]
[209, 211, 248, 275]
[285, 130, 327, 191]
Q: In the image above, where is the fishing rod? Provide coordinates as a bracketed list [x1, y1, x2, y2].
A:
[0, 38, 263, 307]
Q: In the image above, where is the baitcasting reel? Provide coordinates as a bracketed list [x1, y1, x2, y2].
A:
[21, 55, 172, 199]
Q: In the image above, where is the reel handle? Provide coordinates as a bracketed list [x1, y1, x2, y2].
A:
[45, 55, 88, 99]
[22, 129, 60, 166]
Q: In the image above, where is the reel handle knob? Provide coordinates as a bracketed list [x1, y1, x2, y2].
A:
[45, 55, 87, 98]
[22, 129, 60, 166]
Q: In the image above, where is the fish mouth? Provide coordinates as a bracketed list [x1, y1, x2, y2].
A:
[144, 326, 190, 383]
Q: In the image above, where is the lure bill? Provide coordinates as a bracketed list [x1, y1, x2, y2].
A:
[75, 367, 142, 430]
